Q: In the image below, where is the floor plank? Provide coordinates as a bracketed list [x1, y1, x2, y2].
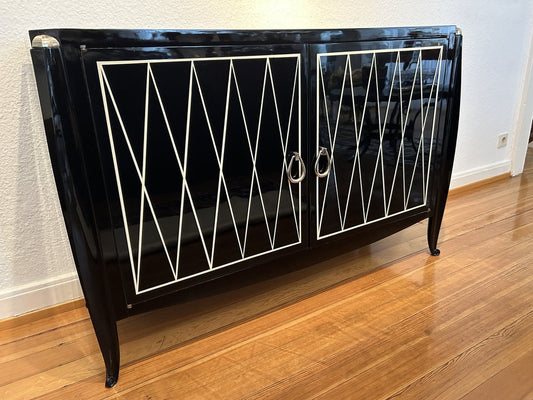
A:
[460, 348, 533, 400]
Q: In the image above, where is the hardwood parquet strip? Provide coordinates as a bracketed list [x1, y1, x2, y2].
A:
[460, 347, 533, 400]
[387, 311, 533, 400]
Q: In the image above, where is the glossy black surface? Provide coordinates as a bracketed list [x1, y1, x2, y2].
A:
[30, 27, 461, 386]
[427, 33, 462, 255]
[30, 47, 120, 387]
[310, 39, 448, 240]
[81, 44, 307, 298]
[30, 26, 456, 48]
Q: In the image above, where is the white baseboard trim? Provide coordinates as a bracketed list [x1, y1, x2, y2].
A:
[0, 272, 83, 320]
[450, 160, 511, 189]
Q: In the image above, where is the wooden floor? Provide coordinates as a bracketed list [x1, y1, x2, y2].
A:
[2, 149, 533, 399]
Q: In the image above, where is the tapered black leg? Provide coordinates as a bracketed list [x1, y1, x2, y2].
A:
[427, 32, 462, 257]
[85, 298, 120, 387]
[74, 243, 120, 387]
[97, 320, 120, 387]
[428, 215, 441, 256]
[73, 237, 120, 387]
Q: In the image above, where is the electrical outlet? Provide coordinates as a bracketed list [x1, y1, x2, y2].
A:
[497, 133, 508, 148]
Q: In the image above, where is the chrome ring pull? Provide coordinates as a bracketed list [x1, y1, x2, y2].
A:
[286, 152, 306, 184]
[314, 146, 331, 178]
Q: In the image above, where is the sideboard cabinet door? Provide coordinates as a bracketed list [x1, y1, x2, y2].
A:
[81, 45, 307, 302]
[310, 38, 450, 242]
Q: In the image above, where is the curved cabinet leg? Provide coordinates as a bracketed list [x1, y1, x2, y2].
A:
[427, 32, 462, 258]
[427, 215, 442, 256]
[87, 307, 120, 387]
[75, 254, 120, 387]
[100, 324, 120, 388]
[77, 259, 121, 387]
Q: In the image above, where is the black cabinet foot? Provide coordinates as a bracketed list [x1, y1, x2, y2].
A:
[105, 374, 118, 388]
[427, 216, 443, 258]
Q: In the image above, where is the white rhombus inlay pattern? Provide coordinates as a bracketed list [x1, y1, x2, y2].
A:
[97, 53, 302, 295]
[316, 46, 443, 240]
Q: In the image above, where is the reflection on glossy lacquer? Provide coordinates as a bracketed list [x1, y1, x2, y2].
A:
[91, 51, 303, 293]
[316, 45, 444, 239]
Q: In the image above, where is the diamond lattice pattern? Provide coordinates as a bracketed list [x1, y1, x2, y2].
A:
[97, 54, 302, 294]
[316, 46, 443, 239]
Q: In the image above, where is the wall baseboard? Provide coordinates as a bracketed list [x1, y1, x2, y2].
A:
[450, 160, 511, 189]
[0, 273, 83, 320]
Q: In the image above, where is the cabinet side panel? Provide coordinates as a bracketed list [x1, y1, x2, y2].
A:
[30, 46, 120, 386]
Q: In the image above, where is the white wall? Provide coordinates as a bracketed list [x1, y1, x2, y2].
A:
[1, 0, 532, 319]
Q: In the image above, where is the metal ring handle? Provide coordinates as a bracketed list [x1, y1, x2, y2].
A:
[286, 152, 306, 184]
[314, 146, 331, 178]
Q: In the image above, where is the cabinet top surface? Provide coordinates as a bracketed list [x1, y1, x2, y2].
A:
[29, 26, 458, 48]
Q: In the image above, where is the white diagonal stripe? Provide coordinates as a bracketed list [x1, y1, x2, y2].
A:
[291, 57, 302, 240]
[401, 51, 422, 209]
[425, 48, 443, 203]
[209, 60, 234, 267]
[173, 61, 194, 278]
[317, 55, 346, 234]
[386, 53, 404, 215]
[342, 55, 365, 228]
[189, 62, 227, 267]
[192, 62, 245, 261]
[98, 64, 138, 291]
[254, 59, 275, 249]
[364, 54, 382, 222]
[378, 54, 399, 217]
[316, 46, 443, 240]
[267, 56, 301, 244]
[242, 58, 274, 252]
[100, 67, 175, 281]
[317, 55, 333, 235]
[331, 56, 350, 229]
[420, 53, 426, 199]
[136, 63, 151, 290]
[406, 53, 426, 205]
[148, 62, 213, 277]
[356, 51, 378, 225]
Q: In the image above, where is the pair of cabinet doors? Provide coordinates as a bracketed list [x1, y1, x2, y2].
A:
[81, 37, 448, 300]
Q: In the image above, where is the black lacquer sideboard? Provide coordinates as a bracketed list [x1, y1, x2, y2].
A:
[29, 26, 462, 387]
